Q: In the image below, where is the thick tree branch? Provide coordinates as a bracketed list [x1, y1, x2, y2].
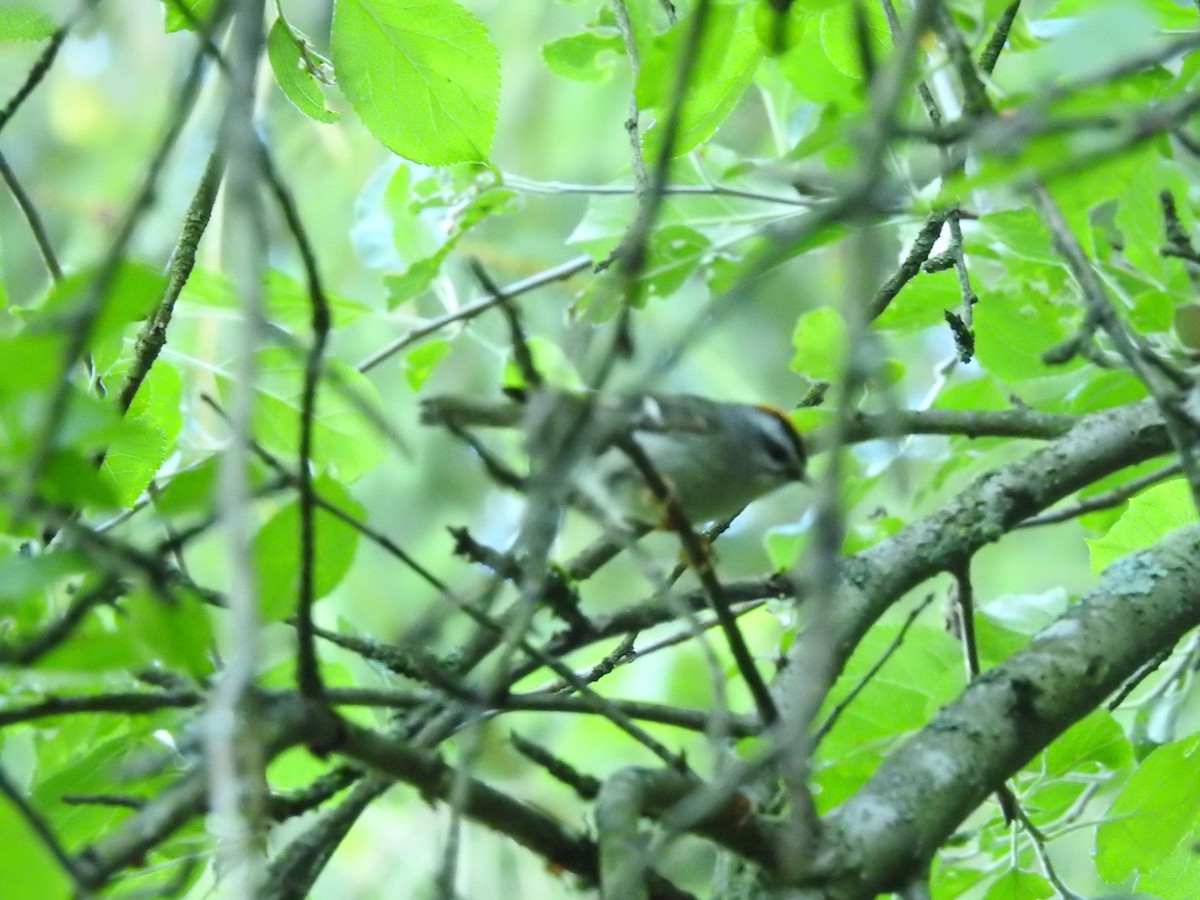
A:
[808, 523, 1200, 896]
[778, 400, 1169, 717]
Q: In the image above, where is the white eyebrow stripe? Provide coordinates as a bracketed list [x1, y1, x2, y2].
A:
[641, 395, 664, 426]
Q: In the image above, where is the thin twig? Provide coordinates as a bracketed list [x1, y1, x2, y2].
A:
[0, 690, 202, 727]
[503, 173, 812, 206]
[355, 255, 590, 373]
[469, 259, 542, 388]
[0, 150, 62, 280]
[260, 145, 332, 700]
[869, 212, 947, 321]
[611, 0, 649, 196]
[979, 2, 1022, 76]
[0, 21, 69, 133]
[1018, 461, 1182, 528]
[814, 593, 935, 742]
[117, 150, 225, 413]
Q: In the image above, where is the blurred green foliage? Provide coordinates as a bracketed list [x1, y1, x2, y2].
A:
[0, 0, 1198, 897]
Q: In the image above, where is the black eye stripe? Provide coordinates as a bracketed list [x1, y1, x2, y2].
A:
[754, 406, 807, 476]
[765, 437, 793, 463]
[763, 435, 802, 478]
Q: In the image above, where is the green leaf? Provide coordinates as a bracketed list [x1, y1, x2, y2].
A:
[0, 5, 56, 41]
[39, 449, 122, 511]
[382, 168, 518, 308]
[267, 18, 340, 124]
[151, 459, 219, 516]
[784, 100, 843, 161]
[1045, 147, 1152, 258]
[636, 2, 762, 158]
[1019, 0, 1158, 85]
[566, 193, 638, 260]
[0, 385, 120, 482]
[268, 743, 346, 794]
[1142, 0, 1200, 28]
[571, 223, 711, 317]
[973, 209, 1061, 265]
[932, 376, 1010, 411]
[973, 614, 1034, 669]
[0, 549, 89, 602]
[1022, 709, 1134, 824]
[35, 595, 149, 672]
[0, 793, 73, 899]
[566, 152, 776, 263]
[0, 332, 61, 393]
[216, 348, 387, 483]
[973, 289, 1077, 383]
[775, 7, 859, 105]
[366, 161, 518, 305]
[95, 419, 164, 508]
[982, 869, 1053, 900]
[125, 587, 214, 678]
[816, 622, 962, 808]
[384, 256, 443, 304]
[1114, 155, 1188, 284]
[764, 522, 807, 569]
[1073, 459, 1172, 535]
[29, 720, 151, 843]
[791, 306, 846, 381]
[1096, 733, 1200, 892]
[980, 589, 1069, 638]
[161, 0, 219, 33]
[39, 260, 166, 371]
[180, 268, 370, 331]
[401, 339, 450, 390]
[100, 361, 182, 507]
[752, 0, 807, 56]
[331, 0, 499, 164]
[252, 475, 363, 620]
[264, 269, 370, 329]
[1067, 369, 1146, 413]
[874, 269, 962, 332]
[1126, 287, 1174, 336]
[1086, 479, 1193, 574]
[1042, 709, 1132, 779]
[643, 224, 710, 298]
[817, 0, 890, 80]
[842, 511, 904, 553]
[542, 29, 624, 82]
[931, 861, 992, 900]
